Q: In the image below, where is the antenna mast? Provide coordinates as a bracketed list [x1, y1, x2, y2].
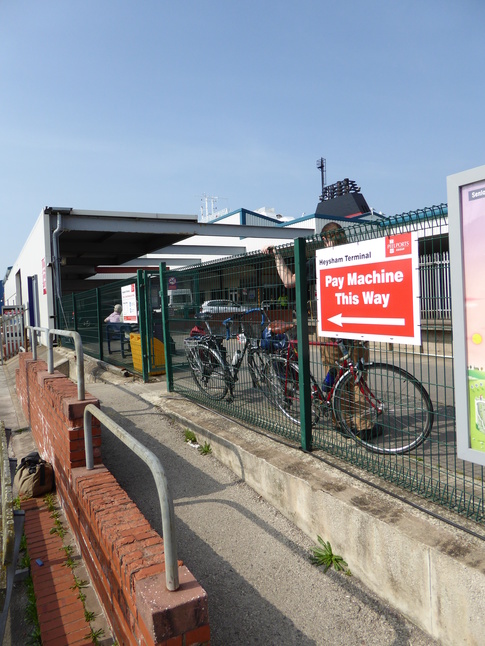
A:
[199, 193, 228, 222]
[316, 157, 326, 201]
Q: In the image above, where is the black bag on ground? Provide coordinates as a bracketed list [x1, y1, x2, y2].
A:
[14, 451, 54, 499]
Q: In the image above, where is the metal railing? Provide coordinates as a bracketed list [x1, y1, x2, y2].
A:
[27, 326, 85, 401]
[83, 404, 179, 591]
[25, 326, 179, 590]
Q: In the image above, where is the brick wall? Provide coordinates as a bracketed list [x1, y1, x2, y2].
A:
[16, 353, 210, 646]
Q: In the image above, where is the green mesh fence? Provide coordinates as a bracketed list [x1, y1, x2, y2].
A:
[58, 274, 159, 375]
[167, 205, 484, 527]
[56, 205, 485, 528]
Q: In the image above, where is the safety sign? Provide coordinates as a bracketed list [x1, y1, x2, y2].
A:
[316, 232, 421, 344]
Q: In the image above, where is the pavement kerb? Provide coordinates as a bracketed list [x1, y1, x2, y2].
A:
[142, 388, 485, 646]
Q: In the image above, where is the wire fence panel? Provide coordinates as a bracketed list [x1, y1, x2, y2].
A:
[59, 277, 142, 372]
[167, 206, 485, 528]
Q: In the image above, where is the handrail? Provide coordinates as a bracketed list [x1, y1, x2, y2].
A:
[83, 403, 179, 591]
[27, 326, 85, 401]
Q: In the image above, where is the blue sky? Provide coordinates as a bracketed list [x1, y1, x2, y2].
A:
[1, 0, 484, 268]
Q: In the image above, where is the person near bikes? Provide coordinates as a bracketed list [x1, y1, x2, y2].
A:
[263, 222, 380, 440]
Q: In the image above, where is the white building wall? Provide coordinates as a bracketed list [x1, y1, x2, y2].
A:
[3, 210, 53, 329]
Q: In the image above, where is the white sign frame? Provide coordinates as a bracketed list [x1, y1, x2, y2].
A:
[448, 164, 485, 466]
[316, 232, 421, 345]
[121, 283, 138, 324]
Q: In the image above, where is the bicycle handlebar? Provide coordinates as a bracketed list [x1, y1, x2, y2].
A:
[223, 308, 268, 340]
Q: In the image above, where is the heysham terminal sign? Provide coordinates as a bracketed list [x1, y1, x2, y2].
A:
[316, 232, 421, 345]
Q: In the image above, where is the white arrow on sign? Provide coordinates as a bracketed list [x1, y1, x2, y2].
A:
[328, 313, 406, 327]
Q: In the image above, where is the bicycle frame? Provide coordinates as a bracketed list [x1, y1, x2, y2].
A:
[222, 308, 270, 381]
[276, 336, 384, 417]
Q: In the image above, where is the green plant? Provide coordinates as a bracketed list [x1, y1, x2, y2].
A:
[71, 576, 89, 592]
[42, 495, 107, 645]
[199, 441, 212, 455]
[309, 536, 349, 574]
[25, 574, 42, 645]
[86, 627, 105, 645]
[61, 543, 75, 558]
[26, 624, 42, 646]
[50, 519, 66, 539]
[184, 428, 197, 443]
[19, 548, 31, 570]
[44, 492, 55, 511]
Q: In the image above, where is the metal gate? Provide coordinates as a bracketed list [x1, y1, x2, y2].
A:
[1, 306, 26, 362]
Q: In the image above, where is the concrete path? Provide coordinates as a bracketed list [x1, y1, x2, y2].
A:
[1, 352, 438, 645]
[87, 377, 438, 646]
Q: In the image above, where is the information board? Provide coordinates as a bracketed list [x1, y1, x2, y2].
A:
[448, 164, 485, 466]
[316, 232, 421, 345]
[121, 283, 138, 324]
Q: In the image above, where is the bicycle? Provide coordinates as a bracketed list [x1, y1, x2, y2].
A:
[261, 319, 434, 455]
[183, 308, 275, 403]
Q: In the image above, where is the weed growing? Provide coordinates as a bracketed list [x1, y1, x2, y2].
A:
[184, 428, 197, 444]
[309, 536, 350, 574]
[199, 441, 212, 455]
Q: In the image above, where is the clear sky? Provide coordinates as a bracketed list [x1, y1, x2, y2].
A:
[1, 0, 484, 269]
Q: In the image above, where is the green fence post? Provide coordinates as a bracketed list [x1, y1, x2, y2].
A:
[96, 288, 103, 361]
[295, 237, 312, 451]
[159, 263, 173, 392]
[137, 270, 149, 383]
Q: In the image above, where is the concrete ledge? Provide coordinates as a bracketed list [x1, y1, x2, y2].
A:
[156, 393, 485, 646]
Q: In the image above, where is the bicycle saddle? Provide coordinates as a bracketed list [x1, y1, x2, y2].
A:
[268, 320, 295, 335]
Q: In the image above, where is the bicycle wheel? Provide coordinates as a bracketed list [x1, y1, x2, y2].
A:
[247, 347, 273, 390]
[185, 342, 229, 400]
[262, 355, 322, 426]
[333, 362, 434, 454]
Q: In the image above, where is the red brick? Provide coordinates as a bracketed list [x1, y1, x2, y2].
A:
[43, 626, 92, 646]
[37, 595, 80, 615]
[40, 606, 87, 635]
[185, 624, 211, 645]
[17, 358, 211, 646]
[164, 637, 183, 646]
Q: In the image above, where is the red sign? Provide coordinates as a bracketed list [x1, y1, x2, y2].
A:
[316, 233, 420, 345]
[168, 276, 177, 290]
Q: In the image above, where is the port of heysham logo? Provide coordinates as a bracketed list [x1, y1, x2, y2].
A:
[386, 234, 411, 257]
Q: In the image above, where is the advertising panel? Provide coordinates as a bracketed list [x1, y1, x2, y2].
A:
[316, 233, 420, 344]
[448, 164, 485, 465]
[121, 283, 138, 324]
